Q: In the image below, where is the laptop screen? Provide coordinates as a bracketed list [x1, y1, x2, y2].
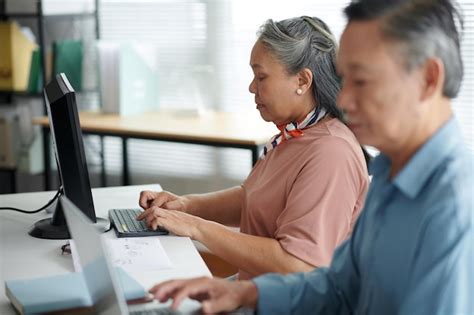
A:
[61, 196, 128, 315]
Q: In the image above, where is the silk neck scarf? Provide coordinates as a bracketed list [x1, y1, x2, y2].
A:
[261, 106, 327, 159]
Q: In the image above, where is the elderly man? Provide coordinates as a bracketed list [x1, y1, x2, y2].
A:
[147, 0, 474, 314]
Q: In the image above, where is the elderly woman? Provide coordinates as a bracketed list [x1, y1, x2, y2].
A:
[138, 16, 369, 280]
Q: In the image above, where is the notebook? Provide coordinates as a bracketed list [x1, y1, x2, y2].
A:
[5, 265, 145, 314]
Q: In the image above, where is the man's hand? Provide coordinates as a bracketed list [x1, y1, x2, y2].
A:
[149, 277, 258, 313]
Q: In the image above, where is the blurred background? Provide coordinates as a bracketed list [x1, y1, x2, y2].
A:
[0, 0, 472, 195]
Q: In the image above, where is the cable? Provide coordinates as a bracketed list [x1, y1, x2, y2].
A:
[0, 187, 62, 214]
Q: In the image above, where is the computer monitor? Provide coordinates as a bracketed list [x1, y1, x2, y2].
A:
[28, 73, 108, 239]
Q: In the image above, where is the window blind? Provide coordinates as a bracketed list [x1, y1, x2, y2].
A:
[454, 1, 474, 153]
[97, 0, 473, 192]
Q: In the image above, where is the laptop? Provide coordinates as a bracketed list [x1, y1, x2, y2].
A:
[61, 196, 202, 314]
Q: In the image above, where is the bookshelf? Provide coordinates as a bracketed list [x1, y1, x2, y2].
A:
[0, 0, 100, 192]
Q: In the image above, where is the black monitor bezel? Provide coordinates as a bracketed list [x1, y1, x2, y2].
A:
[28, 73, 108, 239]
[46, 73, 96, 223]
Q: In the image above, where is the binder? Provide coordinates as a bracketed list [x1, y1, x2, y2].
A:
[0, 21, 38, 91]
[53, 39, 83, 91]
[26, 48, 42, 94]
[97, 42, 158, 115]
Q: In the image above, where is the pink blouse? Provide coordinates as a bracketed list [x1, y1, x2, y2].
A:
[239, 118, 369, 280]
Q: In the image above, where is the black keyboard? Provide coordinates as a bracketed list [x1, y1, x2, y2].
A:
[109, 208, 168, 238]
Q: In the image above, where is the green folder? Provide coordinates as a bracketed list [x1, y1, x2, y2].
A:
[53, 39, 83, 91]
[27, 48, 42, 94]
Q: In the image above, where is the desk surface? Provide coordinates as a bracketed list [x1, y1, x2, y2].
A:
[0, 185, 211, 314]
[33, 110, 277, 146]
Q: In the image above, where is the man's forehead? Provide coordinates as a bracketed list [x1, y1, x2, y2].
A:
[337, 20, 394, 71]
[340, 20, 384, 51]
[336, 59, 375, 76]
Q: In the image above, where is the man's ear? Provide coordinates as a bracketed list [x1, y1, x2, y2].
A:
[420, 57, 445, 101]
[297, 68, 313, 94]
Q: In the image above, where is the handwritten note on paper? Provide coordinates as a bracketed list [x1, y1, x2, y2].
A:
[106, 237, 173, 272]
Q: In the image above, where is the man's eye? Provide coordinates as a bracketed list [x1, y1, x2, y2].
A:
[354, 79, 366, 86]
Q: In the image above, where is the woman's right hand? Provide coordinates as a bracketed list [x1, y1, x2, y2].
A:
[138, 190, 190, 213]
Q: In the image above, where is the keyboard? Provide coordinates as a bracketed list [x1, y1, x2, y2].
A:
[129, 305, 203, 315]
[130, 309, 179, 315]
[130, 306, 250, 315]
[109, 208, 168, 238]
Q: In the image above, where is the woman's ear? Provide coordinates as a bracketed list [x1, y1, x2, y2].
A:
[297, 68, 313, 94]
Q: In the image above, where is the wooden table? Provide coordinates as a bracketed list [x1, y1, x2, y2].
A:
[33, 110, 276, 189]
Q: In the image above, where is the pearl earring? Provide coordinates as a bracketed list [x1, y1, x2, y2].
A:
[296, 88, 303, 95]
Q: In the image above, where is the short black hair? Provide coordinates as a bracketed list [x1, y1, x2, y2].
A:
[344, 0, 405, 20]
[343, 0, 464, 98]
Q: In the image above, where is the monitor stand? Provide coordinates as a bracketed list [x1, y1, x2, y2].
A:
[28, 198, 109, 239]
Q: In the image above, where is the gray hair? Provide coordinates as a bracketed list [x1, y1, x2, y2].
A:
[344, 0, 464, 98]
[257, 16, 343, 120]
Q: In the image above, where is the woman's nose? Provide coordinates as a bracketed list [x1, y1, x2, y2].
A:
[249, 78, 256, 94]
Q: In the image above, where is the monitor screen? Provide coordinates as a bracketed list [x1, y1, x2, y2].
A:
[29, 73, 107, 239]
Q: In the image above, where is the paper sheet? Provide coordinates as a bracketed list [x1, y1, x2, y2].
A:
[106, 237, 173, 272]
[70, 237, 173, 273]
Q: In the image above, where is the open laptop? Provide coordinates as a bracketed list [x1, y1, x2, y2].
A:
[61, 196, 202, 314]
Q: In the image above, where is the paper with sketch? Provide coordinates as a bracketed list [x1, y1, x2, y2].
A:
[70, 238, 173, 273]
[106, 237, 173, 272]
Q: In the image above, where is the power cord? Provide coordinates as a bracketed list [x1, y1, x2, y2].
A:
[0, 187, 62, 214]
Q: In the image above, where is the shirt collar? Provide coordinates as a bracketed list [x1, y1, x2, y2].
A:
[369, 153, 391, 178]
[395, 118, 461, 198]
[369, 118, 462, 198]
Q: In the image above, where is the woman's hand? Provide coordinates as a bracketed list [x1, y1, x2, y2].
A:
[136, 206, 205, 239]
[138, 190, 190, 212]
[149, 277, 258, 313]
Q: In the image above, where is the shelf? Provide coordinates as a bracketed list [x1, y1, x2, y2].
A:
[0, 12, 96, 20]
[0, 91, 42, 99]
[0, 0, 100, 191]
[0, 89, 97, 98]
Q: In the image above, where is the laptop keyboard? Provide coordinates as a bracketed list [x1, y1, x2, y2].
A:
[109, 208, 168, 237]
[130, 309, 178, 315]
[130, 306, 251, 315]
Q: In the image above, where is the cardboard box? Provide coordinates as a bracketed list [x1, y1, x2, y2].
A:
[0, 21, 38, 91]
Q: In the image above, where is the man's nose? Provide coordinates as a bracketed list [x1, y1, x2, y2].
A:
[337, 85, 355, 113]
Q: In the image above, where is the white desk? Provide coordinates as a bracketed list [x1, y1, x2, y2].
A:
[0, 185, 211, 314]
